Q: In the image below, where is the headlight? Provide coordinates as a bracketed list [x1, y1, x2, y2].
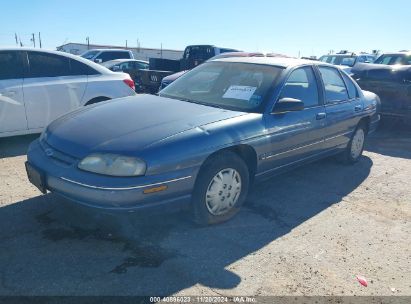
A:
[78, 153, 146, 176]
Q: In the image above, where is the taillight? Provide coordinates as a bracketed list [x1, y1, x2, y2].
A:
[123, 78, 135, 91]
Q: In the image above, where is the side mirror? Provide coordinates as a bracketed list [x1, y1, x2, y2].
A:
[111, 66, 121, 72]
[94, 58, 103, 63]
[273, 98, 304, 114]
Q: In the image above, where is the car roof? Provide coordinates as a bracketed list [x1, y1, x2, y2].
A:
[0, 47, 112, 74]
[103, 59, 148, 64]
[321, 53, 357, 57]
[212, 56, 334, 69]
[84, 48, 132, 52]
[380, 52, 411, 56]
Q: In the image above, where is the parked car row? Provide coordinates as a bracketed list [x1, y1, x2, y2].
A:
[0, 48, 136, 138]
[25, 56, 380, 225]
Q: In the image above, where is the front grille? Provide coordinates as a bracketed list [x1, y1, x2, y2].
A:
[40, 139, 77, 166]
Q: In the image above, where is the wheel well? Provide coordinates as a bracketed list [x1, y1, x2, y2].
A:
[202, 145, 258, 181]
[358, 116, 370, 134]
[85, 96, 110, 105]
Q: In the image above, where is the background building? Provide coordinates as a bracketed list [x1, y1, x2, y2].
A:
[56, 42, 183, 61]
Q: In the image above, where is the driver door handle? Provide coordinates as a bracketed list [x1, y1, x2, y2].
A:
[316, 112, 327, 120]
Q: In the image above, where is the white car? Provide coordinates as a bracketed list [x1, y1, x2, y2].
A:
[80, 49, 134, 63]
[0, 48, 136, 138]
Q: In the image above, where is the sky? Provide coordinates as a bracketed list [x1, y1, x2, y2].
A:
[0, 0, 409, 57]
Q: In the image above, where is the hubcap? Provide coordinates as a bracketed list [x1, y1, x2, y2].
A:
[351, 128, 365, 159]
[205, 168, 242, 216]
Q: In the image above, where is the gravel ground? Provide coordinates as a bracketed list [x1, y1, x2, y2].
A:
[0, 123, 410, 297]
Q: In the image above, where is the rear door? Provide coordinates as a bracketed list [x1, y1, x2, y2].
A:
[317, 66, 361, 150]
[23, 51, 88, 130]
[0, 50, 27, 134]
[262, 66, 326, 171]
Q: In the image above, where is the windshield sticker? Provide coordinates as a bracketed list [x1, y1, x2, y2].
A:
[223, 86, 257, 100]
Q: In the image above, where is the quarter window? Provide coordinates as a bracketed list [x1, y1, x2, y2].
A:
[279, 67, 319, 107]
[69, 59, 99, 75]
[318, 67, 349, 103]
[0, 51, 23, 80]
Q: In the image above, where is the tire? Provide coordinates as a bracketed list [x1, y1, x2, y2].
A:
[192, 151, 250, 225]
[85, 97, 110, 105]
[338, 123, 367, 164]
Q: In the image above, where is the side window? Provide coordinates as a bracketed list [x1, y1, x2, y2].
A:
[136, 62, 148, 69]
[119, 62, 130, 70]
[0, 51, 23, 80]
[28, 52, 71, 77]
[279, 67, 319, 107]
[69, 59, 99, 76]
[318, 67, 349, 103]
[341, 73, 358, 99]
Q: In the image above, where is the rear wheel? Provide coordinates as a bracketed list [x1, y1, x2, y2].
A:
[339, 123, 366, 164]
[192, 151, 250, 225]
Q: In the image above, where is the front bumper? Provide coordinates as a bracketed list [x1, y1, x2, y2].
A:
[26, 139, 197, 212]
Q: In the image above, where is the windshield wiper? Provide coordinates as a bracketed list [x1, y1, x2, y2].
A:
[160, 94, 223, 109]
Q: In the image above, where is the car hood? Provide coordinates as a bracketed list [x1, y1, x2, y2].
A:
[45, 94, 247, 159]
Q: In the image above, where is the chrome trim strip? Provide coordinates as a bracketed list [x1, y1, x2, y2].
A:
[261, 139, 324, 160]
[60, 176, 192, 191]
[324, 130, 352, 141]
[260, 131, 352, 160]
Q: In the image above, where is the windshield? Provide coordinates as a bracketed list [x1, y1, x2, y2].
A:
[159, 61, 283, 112]
[183, 46, 215, 60]
[320, 55, 357, 66]
[81, 50, 99, 60]
[374, 54, 411, 65]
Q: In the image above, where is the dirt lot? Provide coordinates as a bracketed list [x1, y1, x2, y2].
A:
[0, 123, 410, 297]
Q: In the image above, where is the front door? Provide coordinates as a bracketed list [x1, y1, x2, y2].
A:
[24, 51, 87, 130]
[0, 51, 27, 134]
[261, 66, 326, 172]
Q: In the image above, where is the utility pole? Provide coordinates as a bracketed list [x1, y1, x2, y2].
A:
[126, 40, 128, 49]
[86, 37, 90, 50]
[38, 32, 42, 48]
[31, 33, 36, 48]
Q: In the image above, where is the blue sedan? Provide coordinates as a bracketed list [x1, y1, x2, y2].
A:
[26, 57, 380, 225]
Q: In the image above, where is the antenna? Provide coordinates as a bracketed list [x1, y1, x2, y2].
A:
[31, 33, 36, 48]
[38, 32, 42, 48]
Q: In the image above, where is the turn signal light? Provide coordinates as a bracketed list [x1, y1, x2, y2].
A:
[143, 185, 168, 194]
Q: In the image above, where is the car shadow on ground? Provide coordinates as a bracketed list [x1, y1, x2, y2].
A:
[0, 134, 39, 158]
[0, 154, 373, 295]
[365, 120, 411, 160]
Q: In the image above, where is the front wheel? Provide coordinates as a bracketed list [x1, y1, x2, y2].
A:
[339, 124, 366, 164]
[192, 151, 250, 225]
